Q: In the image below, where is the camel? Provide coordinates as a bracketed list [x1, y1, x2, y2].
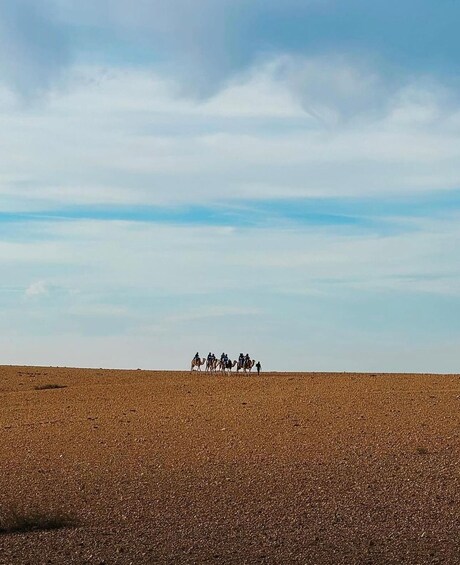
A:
[191, 357, 206, 371]
[245, 359, 256, 373]
[237, 358, 255, 373]
[236, 359, 256, 373]
[206, 358, 217, 372]
[221, 359, 237, 373]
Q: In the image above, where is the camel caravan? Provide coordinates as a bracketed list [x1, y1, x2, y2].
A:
[191, 352, 261, 375]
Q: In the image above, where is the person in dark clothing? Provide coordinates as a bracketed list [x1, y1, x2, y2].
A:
[256, 361, 261, 375]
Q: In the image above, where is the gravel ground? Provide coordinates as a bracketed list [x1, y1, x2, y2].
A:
[0, 366, 459, 564]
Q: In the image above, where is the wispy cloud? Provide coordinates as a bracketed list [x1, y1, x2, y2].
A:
[1, 213, 460, 369]
[50, 0, 460, 99]
[1, 63, 460, 215]
[3, 1, 460, 102]
[25, 280, 49, 297]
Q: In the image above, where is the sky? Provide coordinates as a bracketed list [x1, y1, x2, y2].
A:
[1, 0, 460, 371]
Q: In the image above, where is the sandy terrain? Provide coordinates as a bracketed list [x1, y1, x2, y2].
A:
[0, 366, 459, 564]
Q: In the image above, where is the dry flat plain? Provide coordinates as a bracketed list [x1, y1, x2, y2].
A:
[0, 366, 459, 565]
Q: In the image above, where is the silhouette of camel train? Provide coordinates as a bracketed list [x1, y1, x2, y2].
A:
[191, 353, 261, 374]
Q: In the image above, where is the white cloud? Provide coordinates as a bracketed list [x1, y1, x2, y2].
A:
[5, 213, 460, 300]
[25, 280, 49, 297]
[278, 55, 392, 124]
[0, 60, 460, 212]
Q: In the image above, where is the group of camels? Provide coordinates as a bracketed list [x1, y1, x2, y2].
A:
[191, 356, 256, 373]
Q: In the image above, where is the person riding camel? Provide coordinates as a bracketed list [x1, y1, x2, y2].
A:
[194, 352, 200, 362]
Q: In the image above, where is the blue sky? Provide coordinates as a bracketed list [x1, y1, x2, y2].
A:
[1, 0, 460, 371]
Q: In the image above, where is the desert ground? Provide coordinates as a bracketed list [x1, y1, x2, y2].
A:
[0, 366, 459, 564]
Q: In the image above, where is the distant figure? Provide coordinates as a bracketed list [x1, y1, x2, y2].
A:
[256, 361, 261, 375]
[191, 354, 205, 372]
[206, 352, 214, 372]
[244, 353, 254, 373]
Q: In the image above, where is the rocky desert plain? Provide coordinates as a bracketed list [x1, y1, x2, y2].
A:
[0, 365, 459, 564]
